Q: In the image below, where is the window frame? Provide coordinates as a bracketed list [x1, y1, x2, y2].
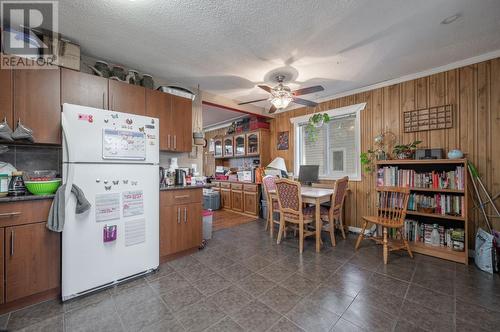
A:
[290, 102, 366, 181]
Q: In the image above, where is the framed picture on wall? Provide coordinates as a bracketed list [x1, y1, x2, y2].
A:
[277, 131, 289, 150]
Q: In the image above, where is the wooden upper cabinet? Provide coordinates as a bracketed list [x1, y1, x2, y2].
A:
[246, 131, 260, 156]
[146, 89, 172, 151]
[61, 68, 108, 109]
[14, 68, 61, 144]
[108, 80, 145, 115]
[0, 67, 13, 131]
[5, 222, 60, 302]
[171, 95, 192, 152]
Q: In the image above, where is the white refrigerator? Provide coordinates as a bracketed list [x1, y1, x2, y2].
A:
[61, 103, 159, 301]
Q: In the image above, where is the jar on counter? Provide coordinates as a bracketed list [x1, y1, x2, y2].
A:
[8, 171, 26, 196]
[0, 173, 9, 197]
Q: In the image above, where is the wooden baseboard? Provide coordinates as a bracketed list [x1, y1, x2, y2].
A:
[0, 287, 60, 315]
[160, 247, 199, 264]
[219, 208, 259, 218]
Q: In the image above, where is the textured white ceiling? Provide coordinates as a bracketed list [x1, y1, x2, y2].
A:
[202, 104, 247, 129]
[57, 0, 500, 110]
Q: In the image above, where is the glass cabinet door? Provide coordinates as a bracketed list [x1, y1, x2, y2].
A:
[246, 132, 260, 155]
[223, 137, 233, 157]
[234, 135, 245, 156]
[214, 139, 223, 157]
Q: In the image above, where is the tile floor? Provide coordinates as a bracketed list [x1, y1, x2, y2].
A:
[1, 219, 500, 331]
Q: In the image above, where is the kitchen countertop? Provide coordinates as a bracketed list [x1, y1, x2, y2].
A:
[0, 194, 56, 203]
[160, 184, 214, 191]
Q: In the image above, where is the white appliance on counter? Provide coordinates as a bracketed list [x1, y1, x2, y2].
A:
[61, 103, 159, 301]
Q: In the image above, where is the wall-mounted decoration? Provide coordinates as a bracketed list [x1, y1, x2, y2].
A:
[277, 131, 289, 150]
[403, 104, 453, 133]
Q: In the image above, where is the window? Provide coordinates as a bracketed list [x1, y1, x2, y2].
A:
[291, 103, 365, 181]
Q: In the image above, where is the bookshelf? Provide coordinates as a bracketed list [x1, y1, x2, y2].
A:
[376, 159, 468, 264]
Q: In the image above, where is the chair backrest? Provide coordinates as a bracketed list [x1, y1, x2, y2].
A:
[275, 178, 302, 217]
[376, 186, 411, 226]
[262, 175, 277, 201]
[332, 176, 349, 210]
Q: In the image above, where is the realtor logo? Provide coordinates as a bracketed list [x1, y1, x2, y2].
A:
[1, 1, 58, 68]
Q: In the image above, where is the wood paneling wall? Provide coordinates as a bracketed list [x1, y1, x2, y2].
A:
[269, 58, 500, 231]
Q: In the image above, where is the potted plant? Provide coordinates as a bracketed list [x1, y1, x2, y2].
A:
[305, 113, 330, 142]
[392, 140, 422, 159]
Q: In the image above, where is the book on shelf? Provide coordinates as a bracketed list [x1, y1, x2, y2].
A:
[402, 219, 464, 250]
[376, 166, 465, 190]
[407, 193, 464, 217]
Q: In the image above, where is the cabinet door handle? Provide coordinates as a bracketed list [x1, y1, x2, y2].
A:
[167, 135, 171, 149]
[0, 212, 21, 218]
[10, 230, 14, 256]
[111, 95, 114, 110]
[177, 208, 181, 224]
[102, 92, 105, 109]
[173, 135, 177, 150]
[184, 207, 187, 223]
[175, 195, 189, 199]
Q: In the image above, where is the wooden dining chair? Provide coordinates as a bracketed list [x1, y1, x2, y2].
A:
[318, 176, 349, 246]
[275, 179, 316, 253]
[355, 186, 413, 264]
[262, 175, 281, 237]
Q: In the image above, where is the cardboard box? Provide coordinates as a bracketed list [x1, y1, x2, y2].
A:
[42, 34, 80, 71]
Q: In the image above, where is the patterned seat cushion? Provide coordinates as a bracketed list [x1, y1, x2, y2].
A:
[319, 206, 341, 217]
[284, 206, 316, 220]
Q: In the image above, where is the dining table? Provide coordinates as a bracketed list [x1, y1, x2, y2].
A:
[268, 186, 334, 252]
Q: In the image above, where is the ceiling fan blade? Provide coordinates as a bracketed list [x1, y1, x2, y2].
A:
[269, 105, 277, 114]
[237, 98, 268, 105]
[292, 97, 318, 107]
[292, 85, 324, 96]
[258, 85, 273, 93]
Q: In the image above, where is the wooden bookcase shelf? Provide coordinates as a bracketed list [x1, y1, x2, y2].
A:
[376, 159, 469, 264]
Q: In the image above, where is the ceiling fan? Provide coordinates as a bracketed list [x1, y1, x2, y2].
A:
[238, 75, 324, 114]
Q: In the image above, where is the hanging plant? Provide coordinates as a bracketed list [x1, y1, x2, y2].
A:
[305, 113, 330, 142]
[360, 150, 377, 173]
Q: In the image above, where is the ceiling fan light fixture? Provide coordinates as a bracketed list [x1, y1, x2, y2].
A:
[270, 86, 293, 110]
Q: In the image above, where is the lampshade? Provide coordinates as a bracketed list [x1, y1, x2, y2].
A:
[267, 157, 287, 172]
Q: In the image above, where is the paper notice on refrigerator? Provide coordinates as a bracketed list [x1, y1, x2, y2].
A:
[124, 218, 146, 246]
[122, 190, 144, 217]
[95, 193, 121, 222]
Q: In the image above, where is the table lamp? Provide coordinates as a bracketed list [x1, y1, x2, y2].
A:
[266, 157, 288, 178]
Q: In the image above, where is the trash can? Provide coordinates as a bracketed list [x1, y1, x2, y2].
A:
[203, 191, 220, 210]
[202, 210, 213, 240]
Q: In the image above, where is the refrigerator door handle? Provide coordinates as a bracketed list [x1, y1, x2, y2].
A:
[61, 112, 76, 204]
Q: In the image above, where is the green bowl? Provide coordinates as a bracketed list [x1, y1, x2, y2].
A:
[24, 179, 62, 195]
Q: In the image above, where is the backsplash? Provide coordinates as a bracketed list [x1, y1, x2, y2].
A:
[0, 145, 62, 175]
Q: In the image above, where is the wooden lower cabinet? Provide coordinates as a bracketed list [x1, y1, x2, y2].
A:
[244, 191, 258, 215]
[231, 190, 243, 212]
[160, 190, 202, 260]
[5, 222, 60, 303]
[211, 182, 260, 217]
[0, 229, 3, 305]
[220, 189, 231, 209]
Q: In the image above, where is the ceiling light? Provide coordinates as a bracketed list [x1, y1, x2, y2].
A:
[441, 13, 461, 25]
[270, 84, 293, 110]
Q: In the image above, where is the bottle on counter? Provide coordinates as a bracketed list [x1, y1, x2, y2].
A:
[0, 173, 9, 197]
[8, 171, 26, 196]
